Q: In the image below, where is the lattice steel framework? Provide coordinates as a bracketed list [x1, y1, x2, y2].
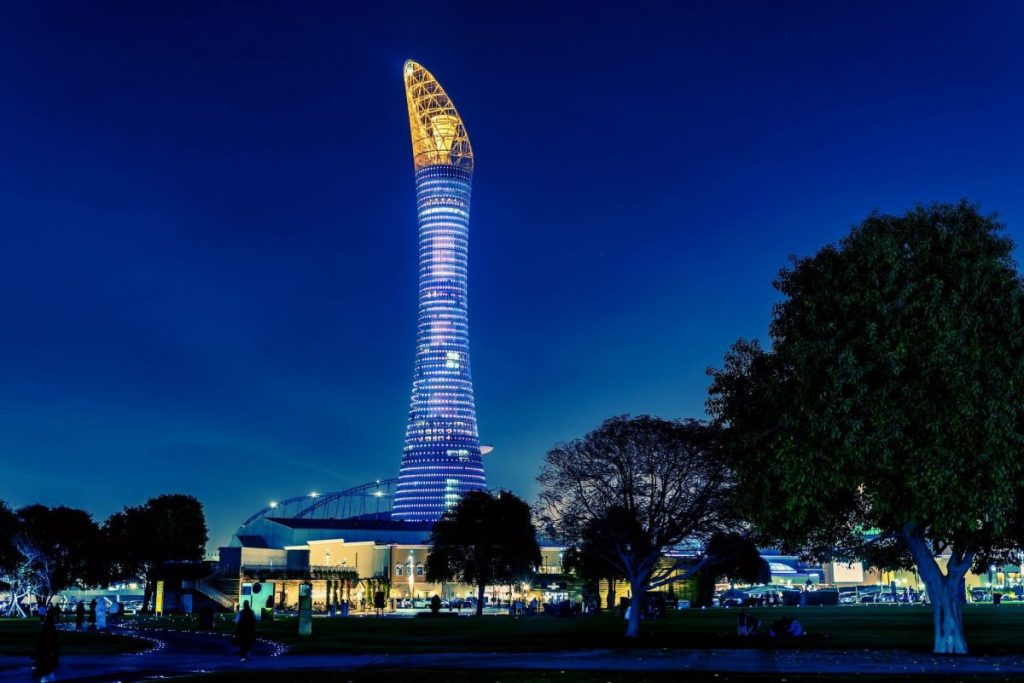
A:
[238, 478, 397, 529]
[404, 60, 474, 173]
[393, 60, 487, 522]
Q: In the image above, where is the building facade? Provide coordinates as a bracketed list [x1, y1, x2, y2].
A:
[393, 60, 487, 522]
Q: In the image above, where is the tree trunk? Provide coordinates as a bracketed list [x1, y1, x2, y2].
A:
[476, 581, 485, 616]
[142, 579, 153, 614]
[624, 576, 644, 638]
[606, 577, 617, 611]
[903, 527, 971, 655]
[928, 578, 967, 654]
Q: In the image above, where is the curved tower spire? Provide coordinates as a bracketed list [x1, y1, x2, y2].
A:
[392, 61, 487, 522]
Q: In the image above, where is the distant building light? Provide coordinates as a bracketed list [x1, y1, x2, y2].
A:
[269, 501, 278, 509]
[310, 492, 319, 498]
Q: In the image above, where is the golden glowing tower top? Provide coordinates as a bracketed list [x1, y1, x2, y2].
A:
[404, 60, 474, 174]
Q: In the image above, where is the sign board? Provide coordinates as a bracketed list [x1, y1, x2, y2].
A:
[240, 581, 276, 621]
[832, 561, 865, 584]
[155, 580, 164, 616]
[298, 582, 312, 636]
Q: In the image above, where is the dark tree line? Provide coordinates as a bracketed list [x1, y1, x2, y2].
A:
[0, 494, 207, 615]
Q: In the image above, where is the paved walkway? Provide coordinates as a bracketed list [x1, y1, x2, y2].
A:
[3, 628, 1024, 681]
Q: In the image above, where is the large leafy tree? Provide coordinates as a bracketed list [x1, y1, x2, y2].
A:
[106, 494, 208, 611]
[692, 532, 770, 608]
[708, 202, 1024, 654]
[426, 490, 541, 616]
[16, 504, 107, 602]
[563, 513, 628, 611]
[536, 415, 734, 638]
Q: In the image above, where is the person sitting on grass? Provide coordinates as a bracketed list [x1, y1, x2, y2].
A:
[769, 615, 793, 638]
[789, 618, 804, 637]
[768, 615, 805, 638]
[736, 610, 759, 636]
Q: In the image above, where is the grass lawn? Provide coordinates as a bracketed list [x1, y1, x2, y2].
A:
[170, 670, 1024, 683]
[0, 618, 148, 656]
[125, 604, 1024, 656]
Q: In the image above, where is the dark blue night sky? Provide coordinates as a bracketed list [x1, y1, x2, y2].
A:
[2, 1, 1021, 547]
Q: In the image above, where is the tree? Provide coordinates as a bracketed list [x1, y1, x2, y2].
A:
[426, 490, 541, 616]
[0, 501, 35, 617]
[707, 202, 1024, 654]
[15, 504, 106, 603]
[562, 514, 628, 611]
[0, 501, 18, 576]
[692, 532, 770, 608]
[536, 415, 734, 637]
[106, 494, 208, 611]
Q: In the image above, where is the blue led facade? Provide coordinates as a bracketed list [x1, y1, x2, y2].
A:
[392, 163, 487, 522]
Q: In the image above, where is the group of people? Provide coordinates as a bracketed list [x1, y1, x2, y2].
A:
[508, 597, 539, 617]
[736, 610, 805, 639]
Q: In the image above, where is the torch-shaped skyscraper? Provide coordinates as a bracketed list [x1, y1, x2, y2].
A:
[392, 61, 487, 522]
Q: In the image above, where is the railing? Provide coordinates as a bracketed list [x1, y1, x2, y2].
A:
[196, 570, 236, 609]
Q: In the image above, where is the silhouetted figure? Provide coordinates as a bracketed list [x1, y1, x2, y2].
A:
[736, 610, 759, 636]
[235, 601, 257, 661]
[33, 607, 60, 682]
[75, 601, 85, 631]
[95, 600, 107, 630]
[88, 599, 97, 630]
[769, 615, 804, 638]
[199, 605, 215, 631]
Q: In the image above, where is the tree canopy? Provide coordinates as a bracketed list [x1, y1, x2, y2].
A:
[16, 504, 106, 599]
[692, 532, 770, 608]
[426, 490, 540, 616]
[562, 513, 628, 611]
[106, 494, 208, 611]
[707, 201, 1024, 654]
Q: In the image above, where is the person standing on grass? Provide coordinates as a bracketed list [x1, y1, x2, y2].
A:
[95, 599, 107, 631]
[33, 607, 60, 683]
[235, 600, 257, 662]
[88, 599, 97, 630]
[74, 601, 85, 631]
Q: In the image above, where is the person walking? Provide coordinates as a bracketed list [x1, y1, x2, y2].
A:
[74, 600, 85, 631]
[235, 601, 257, 662]
[33, 607, 60, 682]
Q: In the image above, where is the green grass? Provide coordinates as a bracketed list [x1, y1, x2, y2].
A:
[124, 604, 1024, 656]
[170, 670, 1024, 683]
[0, 617, 148, 656]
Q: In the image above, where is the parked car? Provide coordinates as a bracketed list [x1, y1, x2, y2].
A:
[717, 589, 747, 608]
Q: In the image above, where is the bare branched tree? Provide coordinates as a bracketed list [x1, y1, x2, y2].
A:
[536, 415, 735, 637]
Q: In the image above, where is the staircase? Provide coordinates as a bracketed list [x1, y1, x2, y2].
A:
[197, 569, 238, 610]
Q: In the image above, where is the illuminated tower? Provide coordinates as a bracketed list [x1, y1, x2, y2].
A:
[392, 60, 487, 522]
